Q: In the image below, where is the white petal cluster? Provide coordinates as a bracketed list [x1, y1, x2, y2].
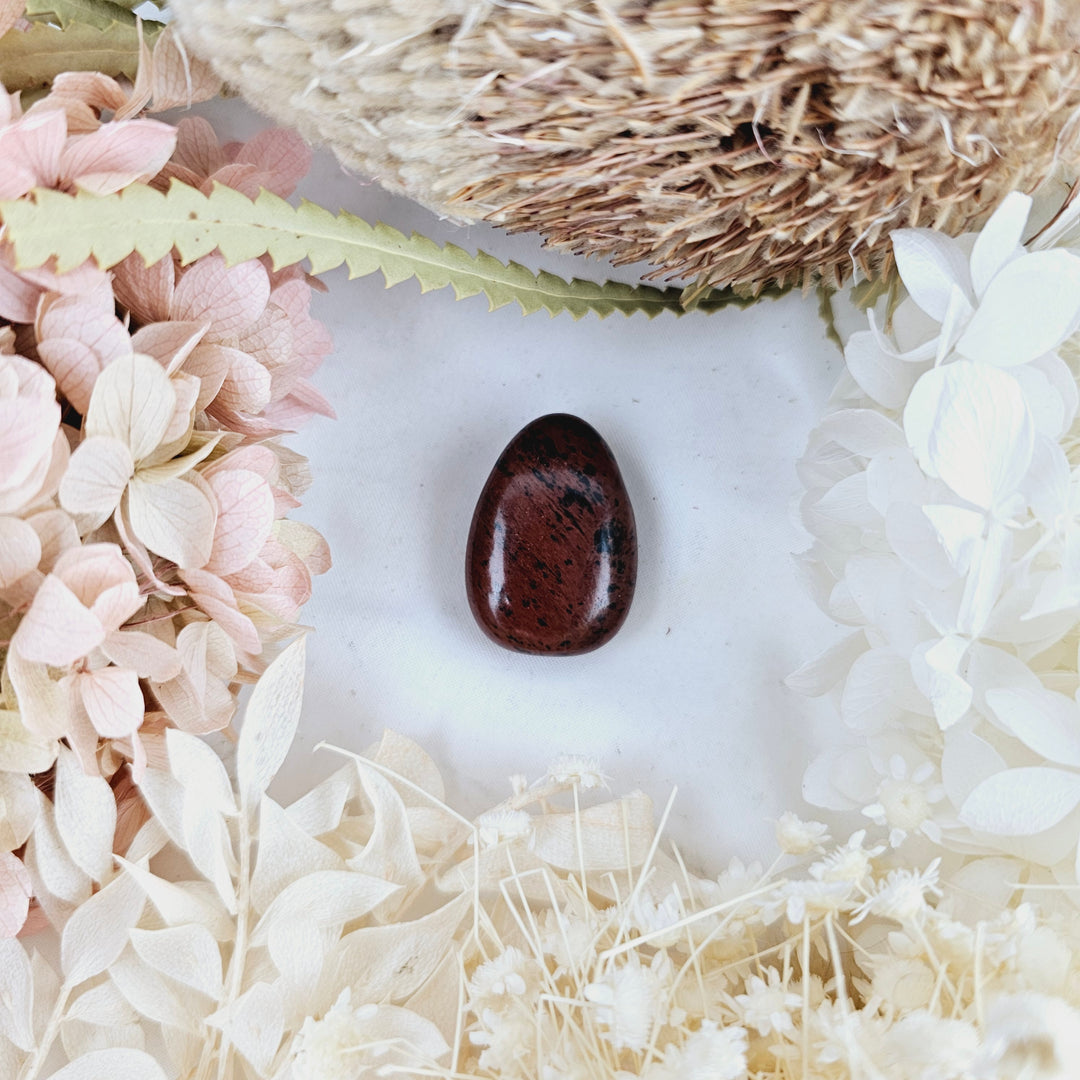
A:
[798, 191, 1080, 881]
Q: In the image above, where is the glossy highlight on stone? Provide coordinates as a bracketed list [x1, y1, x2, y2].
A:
[466, 413, 637, 655]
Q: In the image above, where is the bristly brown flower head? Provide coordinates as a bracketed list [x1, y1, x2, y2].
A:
[170, 0, 1080, 292]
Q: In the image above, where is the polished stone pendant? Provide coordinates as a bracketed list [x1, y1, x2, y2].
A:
[466, 413, 637, 655]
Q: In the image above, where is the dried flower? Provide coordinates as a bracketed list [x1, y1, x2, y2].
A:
[169, 0, 1080, 292]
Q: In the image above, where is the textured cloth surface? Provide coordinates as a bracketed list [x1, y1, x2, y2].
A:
[197, 99, 842, 871]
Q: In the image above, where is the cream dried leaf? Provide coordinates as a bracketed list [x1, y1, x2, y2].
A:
[61, 870, 144, 984]
[0, 939, 34, 1051]
[237, 635, 307, 810]
[47, 1047, 169, 1080]
[250, 795, 342, 915]
[54, 744, 116, 881]
[130, 923, 223, 1000]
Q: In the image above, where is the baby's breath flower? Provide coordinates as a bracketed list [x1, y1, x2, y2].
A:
[584, 954, 667, 1051]
[861, 756, 947, 848]
[475, 807, 533, 848]
[547, 754, 609, 790]
[731, 967, 801, 1038]
[810, 830, 886, 886]
[764, 878, 853, 925]
[653, 1021, 749, 1080]
[775, 811, 830, 854]
[853, 859, 943, 924]
[469, 947, 540, 1010]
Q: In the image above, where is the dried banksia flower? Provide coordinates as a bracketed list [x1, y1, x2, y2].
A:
[170, 0, 1080, 292]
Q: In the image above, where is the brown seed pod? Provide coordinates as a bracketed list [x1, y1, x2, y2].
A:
[170, 0, 1080, 292]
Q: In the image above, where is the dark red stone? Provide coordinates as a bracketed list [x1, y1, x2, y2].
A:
[466, 413, 637, 655]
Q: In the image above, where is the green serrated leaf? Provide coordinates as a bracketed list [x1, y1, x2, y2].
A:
[0, 17, 160, 89]
[25, 0, 146, 31]
[0, 181, 788, 319]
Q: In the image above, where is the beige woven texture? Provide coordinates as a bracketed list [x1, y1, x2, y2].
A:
[171, 0, 1080, 291]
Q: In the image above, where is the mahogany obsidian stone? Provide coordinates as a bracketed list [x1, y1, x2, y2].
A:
[466, 413, 637, 655]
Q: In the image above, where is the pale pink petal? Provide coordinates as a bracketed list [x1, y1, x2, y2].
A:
[230, 128, 311, 197]
[35, 338, 105, 415]
[238, 304, 293, 372]
[224, 555, 273, 592]
[0, 260, 43, 322]
[0, 428, 70, 517]
[0, 110, 65, 197]
[127, 473, 216, 568]
[26, 508, 79, 572]
[130, 320, 208, 374]
[0, 515, 40, 588]
[0, 0, 25, 40]
[204, 469, 275, 576]
[272, 488, 301, 516]
[0, 851, 32, 938]
[45, 71, 128, 116]
[102, 629, 182, 682]
[275, 520, 331, 576]
[111, 253, 174, 325]
[14, 574, 103, 665]
[14, 255, 110, 297]
[172, 117, 228, 177]
[76, 666, 143, 737]
[159, 371, 200, 451]
[179, 568, 261, 656]
[205, 162, 264, 199]
[262, 382, 336, 430]
[85, 353, 175, 461]
[0, 396, 60, 490]
[53, 542, 139, 617]
[202, 444, 277, 482]
[59, 119, 177, 195]
[204, 403, 276, 438]
[170, 255, 270, 338]
[148, 26, 222, 111]
[58, 435, 134, 520]
[181, 342, 230, 410]
[215, 347, 272, 413]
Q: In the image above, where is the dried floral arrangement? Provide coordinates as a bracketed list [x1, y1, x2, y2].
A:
[165, 0, 1080, 297]
[3, 3, 1080, 1079]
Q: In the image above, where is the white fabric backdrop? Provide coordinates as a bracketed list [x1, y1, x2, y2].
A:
[197, 99, 845, 873]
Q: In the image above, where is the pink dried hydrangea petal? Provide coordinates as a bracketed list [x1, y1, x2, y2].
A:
[229, 127, 311, 197]
[59, 118, 177, 195]
[53, 542, 139, 616]
[147, 26, 222, 112]
[102, 629, 182, 682]
[171, 116, 227, 177]
[0, 515, 41, 588]
[0, 260, 43, 322]
[179, 568, 261, 656]
[26, 507, 79, 573]
[35, 338, 106, 414]
[14, 574, 104, 665]
[130, 320, 209, 375]
[170, 255, 270, 339]
[0, 851, 32, 938]
[204, 468, 275, 577]
[0, 109, 65, 198]
[76, 665, 143, 737]
[215, 347, 273, 413]
[111, 253, 175, 325]
[181, 342, 230, 410]
[0, 395, 60, 491]
[204, 161, 265, 199]
[0, 0, 25, 40]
